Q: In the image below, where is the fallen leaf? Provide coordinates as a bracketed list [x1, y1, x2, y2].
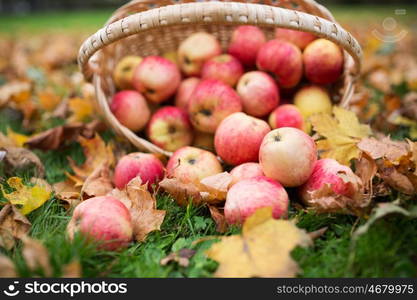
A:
[1, 177, 51, 215]
[375, 160, 415, 195]
[160, 248, 196, 267]
[38, 89, 61, 111]
[206, 207, 312, 278]
[357, 137, 409, 164]
[52, 180, 81, 209]
[408, 140, 417, 176]
[0, 147, 45, 177]
[62, 260, 82, 278]
[22, 236, 53, 277]
[159, 177, 203, 206]
[311, 106, 372, 165]
[198, 172, 233, 203]
[0, 254, 17, 277]
[0, 81, 31, 106]
[108, 177, 166, 242]
[67, 97, 94, 123]
[355, 153, 377, 194]
[0, 204, 31, 250]
[81, 163, 113, 200]
[7, 128, 29, 147]
[208, 205, 228, 233]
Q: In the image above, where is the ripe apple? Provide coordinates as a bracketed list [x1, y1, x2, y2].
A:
[300, 158, 360, 206]
[188, 79, 242, 133]
[113, 152, 165, 189]
[110, 90, 150, 132]
[175, 77, 200, 110]
[132, 56, 181, 103]
[178, 32, 221, 76]
[166, 146, 222, 183]
[303, 38, 344, 84]
[236, 71, 280, 117]
[113, 55, 143, 90]
[147, 106, 193, 152]
[275, 28, 316, 50]
[268, 104, 304, 130]
[201, 54, 244, 87]
[294, 85, 332, 121]
[256, 39, 303, 88]
[259, 127, 317, 187]
[67, 196, 133, 251]
[192, 130, 215, 152]
[224, 176, 289, 224]
[214, 112, 270, 166]
[228, 25, 266, 67]
[230, 162, 264, 186]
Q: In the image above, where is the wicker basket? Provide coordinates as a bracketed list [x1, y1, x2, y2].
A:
[78, 0, 362, 157]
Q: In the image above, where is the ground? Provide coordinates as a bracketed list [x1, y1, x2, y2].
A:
[0, 5, 417, 278]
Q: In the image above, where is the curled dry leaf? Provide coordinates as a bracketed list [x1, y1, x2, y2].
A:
[0, 204, 31, 250]
[208, 205, 228, 234]
[81, 163, 113, 200]
[310, 106, 372, 166]
[160, 248, 196, 268]
[198, 172, 233, 203]
[107, 177, 166, 242]
[357, 137, 409, 164]
[355, 153, 378, 194]
[22, 236, 53, 277]
[1, 177, 51, 215]
[206, 207, 312, 278]
[0, 254, 17, 277]
[52, 180, 81, 209]
[0, 146, 45, 177]
[159, 177, 203, 206]
[375, 160, 415, 195]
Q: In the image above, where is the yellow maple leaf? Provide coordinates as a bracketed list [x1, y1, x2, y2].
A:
[68, 97, 94, 123]
[7, 128, 29, 147]
[310, 106, 372, 166]
[206, 207, 312, 278]
[1, 177, 51, 215]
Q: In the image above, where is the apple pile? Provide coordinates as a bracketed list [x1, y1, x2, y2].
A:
[69, 26, 348, 247]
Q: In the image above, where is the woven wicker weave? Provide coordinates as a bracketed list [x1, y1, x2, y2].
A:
[78, 0, 362, 157]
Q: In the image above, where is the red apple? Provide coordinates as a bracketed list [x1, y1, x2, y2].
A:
[113, 153, 165, 189]
[268, 104, 304, 130]
[259, 127, 317, 187]
[113, 55, 142, 90]
[201, 54, 244, 87]
[275, 28, 316, 50]
[132, 56, 181, 103]
[224, 176, 289, 225]
[228, 25, 266, 67]
[178, 32, 221, 76]
[214, 112, 270, 166]
[256, 39, 303, 88]
[67, 196, 133, 251]
[110, 90, 150, 132]
[147, 106, 193, 152]
[300, 158, 360, 205]
[303, 39, 344, 84]
[188, 79, 242, 133]
[175, 77, 200, 110]
[236, 71, 280, 117]
[166, 146, 222, 183]
[230, 162, 264, 186]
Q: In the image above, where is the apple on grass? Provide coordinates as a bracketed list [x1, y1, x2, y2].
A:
[214, 112, 270, 166]
[275, 28, 316, 50]
[228, 25, 266, 67]
[188, 79, 242, 133]
[224, 176, 289, 225]
[268, 104, 304, 130]
[256, 39, 303, 89]
[259, 127, 317, 187]
[147, 106, 193, 152]
[175, 77, 200, 110]
[110, 90, 150, 132]
[113, 55, 143, 90]
[132, 56, 181, 103]
[303, 38, 344, 84]
[230, 162, 264, 186]
[166, 146, 222, 183]
[67, 196, 133, 251]
[236, 71, 280, 118]
[178, 32, 221, 76]
[201, 54, 244, 87]
[113, 152, 165, 189]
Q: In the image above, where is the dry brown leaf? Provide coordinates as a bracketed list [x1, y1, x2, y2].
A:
[0, 81, 31, 106]
[160, 249, 196, 267]
[81, 163, 113, 200]
[206, 207, 312, 278]
[0, 254, 17, 277]
[108, 177, 166, 242]
[357, 137, 409, 164]
[376, 160, 415, 195]
[0, 204, 31, 249]
[0, 146, 44, 177]
[355, 154, 378, 194]
[62, 260, 82, 278]
[52, 180, 81, 209]
[198, 172, 233, 203]
[408, 140, 417, 176]
[22, 236, 52, 277]
[159, 177, 203, 206]
[208, 205, 228, 233]
[67, 97, 94, 123]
